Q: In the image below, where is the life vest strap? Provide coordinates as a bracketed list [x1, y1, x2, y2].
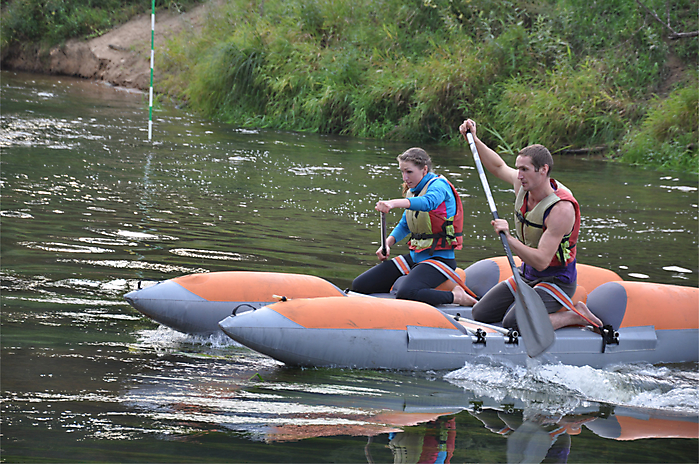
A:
[410, 231, 444, 256]
[505, 275, 518, 295]
[537, 282, 599, 327]
[535, 282, 575, 312]
[515, 211, 543, 229]
[391, 255, 411, 276]
[423, 259, 478, 300]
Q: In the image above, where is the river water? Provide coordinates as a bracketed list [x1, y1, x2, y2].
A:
[1, 70, 697, 462]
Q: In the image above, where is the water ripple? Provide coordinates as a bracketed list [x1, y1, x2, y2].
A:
[58, 259, 208, 274]
[445, 360, 699, 415]
[0, 210, 34, 219]
[169, 248, 261, 261]
[19, 241, 114, 254]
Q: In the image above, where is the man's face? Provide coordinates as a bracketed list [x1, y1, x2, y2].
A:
[515, 155, 547, 191]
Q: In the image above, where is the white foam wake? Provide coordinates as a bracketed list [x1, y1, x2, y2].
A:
[445, 359, 699, 414]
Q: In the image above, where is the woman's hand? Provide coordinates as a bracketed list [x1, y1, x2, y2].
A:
[375, 200, 393, 213]
[376, 198, 410, 213]
[376, 244, 390, 261]
[376, 235, 396, 261]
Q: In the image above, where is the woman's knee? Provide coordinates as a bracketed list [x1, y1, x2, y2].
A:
[351, 272, 376, 294]
[351, 277, 365, 293]
[395, 286, 418, 301]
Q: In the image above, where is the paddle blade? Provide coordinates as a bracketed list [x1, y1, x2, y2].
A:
[506, 421, 553, 464]
[513, 276, 555, 357]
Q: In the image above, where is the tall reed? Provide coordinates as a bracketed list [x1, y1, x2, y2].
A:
[621, 83, 698, 172]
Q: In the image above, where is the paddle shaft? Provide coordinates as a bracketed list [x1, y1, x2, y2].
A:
[465, 130, 554, 356]
[466, 131, 516, 260]
[465, 132, 517, 265]
[380, 212, 388, 256]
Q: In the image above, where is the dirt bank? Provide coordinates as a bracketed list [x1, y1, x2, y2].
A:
[1, 3, 210, 91]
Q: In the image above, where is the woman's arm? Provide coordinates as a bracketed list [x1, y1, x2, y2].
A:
[376, 198, 410, 213]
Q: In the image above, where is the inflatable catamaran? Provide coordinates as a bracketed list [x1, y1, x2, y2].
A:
[123, 257, 698, 369]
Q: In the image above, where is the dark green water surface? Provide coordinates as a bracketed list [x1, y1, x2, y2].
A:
[1, 71, 697, 463]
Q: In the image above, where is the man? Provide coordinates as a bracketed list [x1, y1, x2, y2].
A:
[459, 119, 602, 330]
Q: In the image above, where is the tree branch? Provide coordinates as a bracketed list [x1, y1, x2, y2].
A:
[635, 0, 699, 40]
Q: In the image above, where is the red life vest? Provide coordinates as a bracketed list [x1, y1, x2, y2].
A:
[514, 179, 580, 267]
[406, 176, 464, 255]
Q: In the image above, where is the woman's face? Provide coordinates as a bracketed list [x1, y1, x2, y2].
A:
[399, 160, 429, 190]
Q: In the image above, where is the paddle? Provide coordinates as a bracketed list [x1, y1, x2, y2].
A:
[506, 420, 554, 464]
[380, 211, 388, 257]
[464, 129, 555, 357]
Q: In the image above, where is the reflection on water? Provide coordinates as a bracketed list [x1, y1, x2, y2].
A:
[1, 70, 697, 462]
[169, 248, 261, 261]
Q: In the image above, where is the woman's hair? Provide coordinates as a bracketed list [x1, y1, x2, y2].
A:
[397, 148, 432, 195]
[518, 144, 553, 175]
[397, 147, 432, 171]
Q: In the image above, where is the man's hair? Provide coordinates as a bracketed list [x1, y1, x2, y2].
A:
[519, 144, 553, 175]
[397, 147, 432, 172]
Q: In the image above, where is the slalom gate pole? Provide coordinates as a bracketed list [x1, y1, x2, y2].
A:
[148, 0, 155, 141]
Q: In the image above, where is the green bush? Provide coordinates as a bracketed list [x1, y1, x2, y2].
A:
[620, 83, 698, 172]
[493, 61, 629, 152]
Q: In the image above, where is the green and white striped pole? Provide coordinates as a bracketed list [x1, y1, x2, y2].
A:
[148, 0, 154, 141]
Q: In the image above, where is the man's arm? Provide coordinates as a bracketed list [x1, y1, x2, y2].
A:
[505, 201, 576, 271]
[459, 119, 519, 189]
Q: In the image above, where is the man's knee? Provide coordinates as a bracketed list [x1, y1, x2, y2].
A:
[502, 311, 518, 329]
[471, 303, 498, 323]
[472, 301, 508, 324]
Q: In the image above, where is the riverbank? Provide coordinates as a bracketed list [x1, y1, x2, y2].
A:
[1, 0, 697, 172]
[1, 2, 210, 91]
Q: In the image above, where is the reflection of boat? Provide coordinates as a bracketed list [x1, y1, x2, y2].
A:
[584, 410, 699, 441]
[124, 257, 620, 336]
[218, 277, 698, 370]
[384, 379, 698, 463]
[410, 406, 699, 464]
[387, 407, 699, 464]
[120, 358, 697, 459]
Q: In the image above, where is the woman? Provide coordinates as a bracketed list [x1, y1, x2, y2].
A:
[351, 147, 476, 306]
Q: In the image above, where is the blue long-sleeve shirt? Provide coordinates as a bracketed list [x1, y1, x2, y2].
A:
[389, 172, 457, 263]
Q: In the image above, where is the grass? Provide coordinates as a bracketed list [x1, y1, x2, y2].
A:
[620, 81, 698, 172]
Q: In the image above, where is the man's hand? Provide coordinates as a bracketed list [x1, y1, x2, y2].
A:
[459, 119, 477, 138]
[491, 218, 511, 237]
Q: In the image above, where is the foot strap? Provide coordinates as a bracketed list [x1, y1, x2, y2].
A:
[505, 277, 599, 327]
